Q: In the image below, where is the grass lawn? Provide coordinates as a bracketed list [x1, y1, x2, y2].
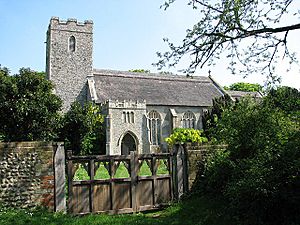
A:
[0, 195, 237, 225]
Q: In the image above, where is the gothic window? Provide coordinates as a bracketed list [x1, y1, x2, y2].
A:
[181, 111, 196, 129]
[69, 36, 76, 52]
[148, 110, 161, 145]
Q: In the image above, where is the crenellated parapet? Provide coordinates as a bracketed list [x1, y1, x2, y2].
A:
[102, 99, 147, 109]
[49, 17, 93, 34]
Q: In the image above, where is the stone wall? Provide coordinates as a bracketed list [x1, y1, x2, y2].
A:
[0, 142, 65, 211]
[185, 143, 227, 189]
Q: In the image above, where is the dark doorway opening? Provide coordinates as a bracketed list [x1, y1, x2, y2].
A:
[121, 133, 137, 155]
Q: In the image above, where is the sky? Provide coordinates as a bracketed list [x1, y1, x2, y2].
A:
[0, 0, 299, 89]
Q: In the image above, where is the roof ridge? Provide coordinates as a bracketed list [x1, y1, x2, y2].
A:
[93, 68, 211, 83]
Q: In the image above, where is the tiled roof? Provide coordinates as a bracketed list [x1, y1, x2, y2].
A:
[226, 90, 263, 99]
[92, 69, 224, 106]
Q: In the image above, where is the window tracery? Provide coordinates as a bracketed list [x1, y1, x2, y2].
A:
[148, 110, 161, 145]
[181, 111, 196, 128]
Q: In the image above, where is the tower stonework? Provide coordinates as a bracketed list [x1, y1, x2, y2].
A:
[46, 17, 93, 111]
[102, 100, 149, 155]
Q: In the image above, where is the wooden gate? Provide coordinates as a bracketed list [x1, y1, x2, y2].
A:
[67, 151, 175, 215]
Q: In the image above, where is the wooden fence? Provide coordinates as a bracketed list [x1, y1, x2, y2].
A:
[66, 150, 186, 215]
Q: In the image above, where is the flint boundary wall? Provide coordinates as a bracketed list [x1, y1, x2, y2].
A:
[0, 142, 66, 212]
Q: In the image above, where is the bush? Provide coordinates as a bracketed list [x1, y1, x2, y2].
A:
[61, 102, 105, 155]
[196, 96, 300, 225]
[202, 94, 233, 141]
[193, 148, 235, 195]
[165, 128, 208, 146]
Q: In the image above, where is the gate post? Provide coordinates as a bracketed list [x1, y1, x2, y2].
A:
[172, 144, 189, 199]
[67, 150, 74, 213]
[130, 151, 138, 212]
[54, 142, 66, 212]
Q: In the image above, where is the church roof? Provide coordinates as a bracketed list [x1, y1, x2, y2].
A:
[225, 90, 263, 100]
[92, 69, 224, 107]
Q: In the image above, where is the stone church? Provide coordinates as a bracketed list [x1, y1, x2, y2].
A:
[46, 17, 227, 155]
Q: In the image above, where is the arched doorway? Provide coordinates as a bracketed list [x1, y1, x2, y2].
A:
[121, 133, 137, 155]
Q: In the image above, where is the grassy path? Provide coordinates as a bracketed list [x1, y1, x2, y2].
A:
[0, 195, 237, 225]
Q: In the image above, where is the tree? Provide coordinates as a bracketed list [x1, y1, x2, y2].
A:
[224, 82, 263, 92]
[0, 67, 62, 141]
[0, 65, 9, 76]
[155, 0, 299, 80]
[61, 102, 105, 155]
[263, 86, 300, 115]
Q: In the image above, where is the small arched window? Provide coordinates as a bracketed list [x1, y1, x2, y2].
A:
[181, 111, 196, 129]
[69, 36, 76, 52]
[148, 110, 161, 145]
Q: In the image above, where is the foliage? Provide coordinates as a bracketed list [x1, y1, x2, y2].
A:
[216, 98, 298, 159]
[0, 66, 62, 141]
[202, 94, 233, 140]
[224, 82, 263, 92]
[165, 128, 208, 146]
[128, 69, 150, 73]
[196, 96, 300, 225]
[263, 86, 300, 115]
[155, 0, 299, 80]
[61, 101, 105, 155]
[0, 65, 9, 76]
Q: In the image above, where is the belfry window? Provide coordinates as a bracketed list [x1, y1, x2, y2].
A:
[69, 36, 76, 52]
[181, 111, 196, 129]
[148, 110, 161, 145]
[123, 111, 134, 123]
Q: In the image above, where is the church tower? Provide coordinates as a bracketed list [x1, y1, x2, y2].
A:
[46, 17, 93, 111]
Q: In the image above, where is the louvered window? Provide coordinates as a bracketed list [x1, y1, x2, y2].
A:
[69, 36, 76, 52]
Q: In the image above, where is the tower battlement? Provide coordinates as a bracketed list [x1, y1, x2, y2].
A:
[49, 17, 93, 33]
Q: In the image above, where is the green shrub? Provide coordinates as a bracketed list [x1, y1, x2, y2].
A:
[196, 96, 300, 225]
[61, 102, 105, 155]
[165, 128, 208, 146]
[193, 148, 235, 195]
[202, 94, 233, 141]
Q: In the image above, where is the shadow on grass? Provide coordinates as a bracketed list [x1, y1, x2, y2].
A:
[0, 195, 238, 225]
